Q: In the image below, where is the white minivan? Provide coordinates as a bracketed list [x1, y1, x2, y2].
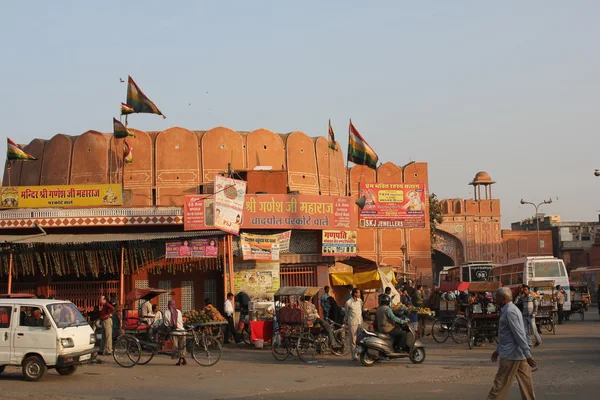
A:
[0, 297, 99, 381]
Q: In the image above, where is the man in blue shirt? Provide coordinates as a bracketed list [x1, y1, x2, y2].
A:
[488, 287, 538, 400]
[320, 286, 331, 319]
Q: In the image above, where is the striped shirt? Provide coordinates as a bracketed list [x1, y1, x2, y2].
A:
[515, 293, 538, 318]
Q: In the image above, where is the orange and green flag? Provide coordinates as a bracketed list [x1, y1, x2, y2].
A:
[124, 140, 133, 164]
[113, 118, 135, 139]
[347, 120, 379, 169]
[328, 119, 337, 151]
[126, 76, 165, 118]
[120, 102, 134, 115]
[7, 138, 36, 161]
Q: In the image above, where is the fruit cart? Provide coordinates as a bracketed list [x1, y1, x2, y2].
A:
[183, 306, 228, 343]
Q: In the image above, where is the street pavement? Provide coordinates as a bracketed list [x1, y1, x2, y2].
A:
[1, 308, 599, 400]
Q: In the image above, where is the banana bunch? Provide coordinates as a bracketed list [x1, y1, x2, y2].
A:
[417, 307, 432, 315]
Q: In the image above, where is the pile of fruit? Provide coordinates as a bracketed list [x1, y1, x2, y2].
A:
[182, 305, 227, 324]
[417, 307, 432, 315]
[204, 304, 226, 322]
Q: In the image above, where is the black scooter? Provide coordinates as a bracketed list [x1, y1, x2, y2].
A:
[357, 323, 426, 366]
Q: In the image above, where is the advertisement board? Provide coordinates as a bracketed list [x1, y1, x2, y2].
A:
[0, 184, 122, 208]
[358, 183, 426, 228]
[322, 230, 357, 256]
[214, 175, 247, 235]
[241, 233, 280, 261]
[165, 238, 219, 259]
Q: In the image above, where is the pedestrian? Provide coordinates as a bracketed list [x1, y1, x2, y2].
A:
[515, 285, 542, 347]
[99, 295, 115, 356]
[401, 289, 412, 306]
[488, 287, 538, 400]
[531, 288, 542, 334]
[345, 285, 353, 302]
[554, 285, 566, 325]
[321, 286, 331, 319]
[344, 288, 364, 361]
[413, 285, 424, 308]
[405, 280, 416, 300]
[223, 293, 237, 344]
[164, 299, 186, 366]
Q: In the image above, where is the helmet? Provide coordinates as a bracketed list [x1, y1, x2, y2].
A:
[379, 294, 391, 306]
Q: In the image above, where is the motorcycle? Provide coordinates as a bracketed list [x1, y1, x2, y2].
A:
[356, 323, 426, 366]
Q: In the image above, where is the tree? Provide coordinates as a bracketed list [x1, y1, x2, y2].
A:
[429, 193, 444, 252]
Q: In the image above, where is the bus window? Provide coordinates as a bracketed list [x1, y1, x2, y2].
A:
[501, 275, 511, 286]
[462, 267, 470, 282]
[534, 261, 564, 277]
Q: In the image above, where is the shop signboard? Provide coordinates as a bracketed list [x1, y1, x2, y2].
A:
[184, 194, 356, 231]
[358, 183, 426, 228]
[240, 233, 280, 261]
[165, 238, 219, 259]
[322, 230, 357, 256]
[214, 175, 247, 235]
[0, 184, 122, 208]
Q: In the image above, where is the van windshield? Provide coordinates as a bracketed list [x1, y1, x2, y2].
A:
[47, 303, 87, 328]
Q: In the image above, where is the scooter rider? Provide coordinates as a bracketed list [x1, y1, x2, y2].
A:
[376, 294, 409, 352]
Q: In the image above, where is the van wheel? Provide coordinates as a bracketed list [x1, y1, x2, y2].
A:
[22, 355, 47, 381]
[0, 365, 5, 374]
[56, 365, 78, 376]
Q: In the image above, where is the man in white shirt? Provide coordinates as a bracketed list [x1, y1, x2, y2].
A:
[224, 293, 237, 344]
[139, 299, 153, 325]
[344, 288, 364, 361]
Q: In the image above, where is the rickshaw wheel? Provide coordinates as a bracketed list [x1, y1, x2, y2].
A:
[467, 327, 474, 350]
[113, 336, 141, 368]
[331, 327, 350, 356]
[192, 335, 222, 367]
[451, 318, 469, 344]
[271, 334, 291, 361]
[580, 310, 585, 321]
[137, 342, 157, 365]
[297, 332, 317, 363]
[431, 319, 449, 343]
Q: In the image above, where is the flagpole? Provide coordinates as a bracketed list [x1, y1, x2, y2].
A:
[328, 125, 331, 196]
[346, 119, 351, 196]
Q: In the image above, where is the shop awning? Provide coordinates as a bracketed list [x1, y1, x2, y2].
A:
[439, 281, 470, 292]
[330, 269, 397, 291]
[0, 230, 225, 244]
[335, 256, 378, 270]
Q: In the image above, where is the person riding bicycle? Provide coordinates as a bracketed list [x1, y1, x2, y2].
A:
[376, 294, 409, 352]
[299, 296, 340, 349]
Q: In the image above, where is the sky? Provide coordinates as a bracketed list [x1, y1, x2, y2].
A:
[1, 1, 599, 227]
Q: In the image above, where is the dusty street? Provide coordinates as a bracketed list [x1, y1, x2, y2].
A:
[1, 308, 599, 400]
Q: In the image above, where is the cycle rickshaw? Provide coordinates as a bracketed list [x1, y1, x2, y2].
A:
[431, 281, 469, 344]
[271, 286, 349, 362]
[463, 281, 502, 349]
[530, 280, 557, 334]
[569, 282, 591, 321]
[113, 288, 222, 368]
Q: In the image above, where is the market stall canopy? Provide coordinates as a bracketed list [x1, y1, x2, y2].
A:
[0, 230, 225, 244]
[126, 288, 170, 302]
[527, 280, 555, 290]
[273, 287, 321, 298]
[439, 281, 470, 292]
[468, 281, 502, 293]
[330, 268, 398, 291]
[335, 256, 378, 271]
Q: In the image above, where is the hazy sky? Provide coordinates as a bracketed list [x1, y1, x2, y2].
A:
[1, 1, 599, 227]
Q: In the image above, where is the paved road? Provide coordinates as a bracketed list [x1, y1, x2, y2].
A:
[2, 308, 599, 400]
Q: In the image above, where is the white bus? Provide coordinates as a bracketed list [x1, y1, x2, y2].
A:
[489, 256, 570, 311]
[447, 261, 495, 283]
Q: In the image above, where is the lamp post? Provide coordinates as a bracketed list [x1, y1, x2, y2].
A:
[520, 198, 553, 256]
[401, 243, 407, 276]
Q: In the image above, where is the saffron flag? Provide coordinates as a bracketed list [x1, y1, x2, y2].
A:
[113, 118, 135, 139]
[124, 140, 133, 164]
[120, 102, 134, 115]
[328, 120, 336, 151]
[7, 138, 36, 161]
[347, 120, 379, 169]
[126, 76, 165, 118]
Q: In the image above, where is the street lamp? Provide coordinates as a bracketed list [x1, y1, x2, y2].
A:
[520, 198, 553, 256]
[594, 169, 600, 177]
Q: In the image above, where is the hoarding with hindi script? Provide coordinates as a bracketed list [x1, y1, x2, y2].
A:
[322, 230, 357, 256]
[241, 233, 280, 261]
[214, 175, 247, 235]
[358, 183, 426, 229]
[184, 194, 356, 231]
[0, 184, 122, 208]
[165, 238, 219, 259]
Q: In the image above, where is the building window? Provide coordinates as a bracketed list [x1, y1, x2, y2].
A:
[181, 281, 195, 312]
[158, 280, 172, 312]
[204, 279, 217, 308]
[134, 280, 149, 311]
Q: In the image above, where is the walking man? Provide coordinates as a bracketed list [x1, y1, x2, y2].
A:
[515, 285, 542, 347]
[344, 288, 364, 361]
[488, 287, 538, 400]
[554, 285, 566, 325]
[99, 295, 115, 356]
[321, 286, 331, 319]
[223, 293, 237, 344]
